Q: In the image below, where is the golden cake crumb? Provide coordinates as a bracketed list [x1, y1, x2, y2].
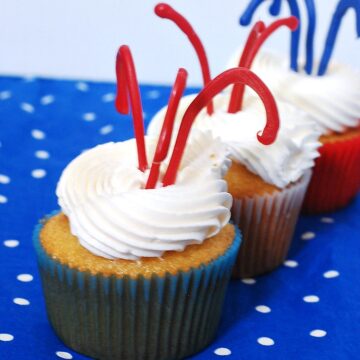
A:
[225, 162, 280, 198]
[321, 126, 360, 144]
[39, 213, 235, 279]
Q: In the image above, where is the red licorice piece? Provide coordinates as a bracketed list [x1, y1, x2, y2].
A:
[227, 21, 264, 113]
[145, 68, 188, 189]
[115, 45, 148, 172]
[155, 3, 213, 115]
[163, 68, 280, 186]
[245, 16, 298, 69]
[228, 16, 299, 113]
[239, 21, 266, 71]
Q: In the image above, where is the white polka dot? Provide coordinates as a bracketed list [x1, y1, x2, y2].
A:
[40, 94, 55, 105]
[3, 239, 19, 248]
[35, 150, 50, 159]
[20, 102, 35, 113]
[82, 112, 96, 121]
[31, 129, 46, 140]
[0, 174, 10, 184]
[321, 217, 334, 224]
[214, 347, 231, 356]
[13, 298, 30, 306]
[56, 351, 73, 359]
[257, 337, 274, 346]
[255, 305, 271, 313]
[100, 124, 114, 135]
[143, 112, 147, 119]
[310, 329, 327, 338]
[76, 82, 89, 91]
[0, 91, 11, 100]
[102, 93, 115, 102]
[0, 195, 7, 203]
[323, 270, 339, 279]
[284, 260, 298, 268]
[241, 278, 256, 285]
[303, 295, 319, 303]
[17, 274, 33, 282]
[31, 169, 46, 179]
[146, 90, 161, 99]
[0, 334, 14, 342]
[301, 231, 315, 240]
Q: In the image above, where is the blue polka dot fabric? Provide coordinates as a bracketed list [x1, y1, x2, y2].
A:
[0, 75, 359, 359]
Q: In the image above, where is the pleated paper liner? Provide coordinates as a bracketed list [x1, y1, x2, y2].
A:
[231, 171, 311, 278]
[302, 132, 360, 214]
[33, 217, 241, 360]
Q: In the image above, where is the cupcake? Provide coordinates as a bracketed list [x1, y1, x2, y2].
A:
[232, 0, 360, 213]
[149, 94, 320, 278]
[150, 4, 320, 277]
[34, 45, 240, 360]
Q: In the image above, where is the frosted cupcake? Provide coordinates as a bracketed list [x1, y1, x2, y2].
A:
[150, 4, 320, 277]
[34, 45, 240, 360]
[150, 94, 320, 277]
[232, 0, 360, 213]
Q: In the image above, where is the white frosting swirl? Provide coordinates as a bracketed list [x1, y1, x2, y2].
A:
[148, 94, 321, 188]
[228, 50, 360, 134]
[56, 131, 232, 260]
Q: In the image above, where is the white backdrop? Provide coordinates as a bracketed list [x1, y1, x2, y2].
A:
[0, 0, 359, 85]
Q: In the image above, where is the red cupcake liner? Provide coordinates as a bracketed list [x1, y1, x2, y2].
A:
[302, 132, 360, 214]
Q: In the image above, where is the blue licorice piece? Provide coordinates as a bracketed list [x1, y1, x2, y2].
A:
[270, 0, 282, 16]
[240, 0, 268, 26]
[318, 0, 360, 75]
[304, 0, 316, 74]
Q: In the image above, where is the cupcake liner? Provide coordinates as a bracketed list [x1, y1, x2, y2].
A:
[231, 171, 311, 278]
[33, 218, 240, 360]
[302, 134, 360, 214]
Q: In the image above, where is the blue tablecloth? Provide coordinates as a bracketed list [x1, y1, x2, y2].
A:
[0, 75, 359, 360]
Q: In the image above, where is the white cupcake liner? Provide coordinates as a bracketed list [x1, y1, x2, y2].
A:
[231, 171, 311, 278]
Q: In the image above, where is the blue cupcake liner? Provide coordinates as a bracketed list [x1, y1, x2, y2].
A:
[34, 212, 241, 360]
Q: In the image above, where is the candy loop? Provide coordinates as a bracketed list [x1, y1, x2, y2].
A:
[318, 0, 360, 75]
[163, 68, 280, 186]
[155, 3, 213, 114]
[229, 16, 298, 113]
[146, 68, 188, 189]
[115, 45, 148, 172]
